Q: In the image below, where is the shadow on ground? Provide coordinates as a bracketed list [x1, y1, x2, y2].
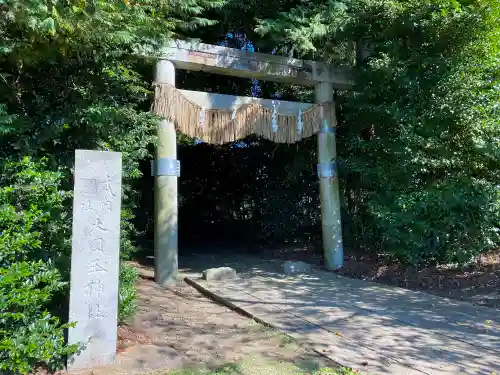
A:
[164, 251, 500, 375]
[115, 269, 341, 375]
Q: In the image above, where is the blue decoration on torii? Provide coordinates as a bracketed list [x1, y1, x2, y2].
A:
[220, 32, 260, 98]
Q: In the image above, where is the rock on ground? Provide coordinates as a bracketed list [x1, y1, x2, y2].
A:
[202, 267, 237, 281]
[283, 261, 312, 275]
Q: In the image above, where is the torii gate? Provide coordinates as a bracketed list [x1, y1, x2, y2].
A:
[151, 40, 355, 286]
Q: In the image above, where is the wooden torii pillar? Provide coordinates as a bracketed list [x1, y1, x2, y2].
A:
[151, 40, 355, 286]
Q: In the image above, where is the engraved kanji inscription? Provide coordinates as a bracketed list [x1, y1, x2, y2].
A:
[92, 216, 110, 232]
[81, 214, 110, 239]
[101, 200, 112, 213]
[88, 259, 107, 274]
[87, 303, 107, 320]
[81, 174, 117, 201]
[68, 150, 122, 370]
[81, 199, 93, 211]
[89, 237, 104, 253]
[101, 172, 117, 198]
[81, 178, 100, 198]
[82, 226, 94, 238]
[83, 278, 104, 299]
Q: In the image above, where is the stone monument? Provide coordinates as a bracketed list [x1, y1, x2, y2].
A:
[67, 150, 122, 370]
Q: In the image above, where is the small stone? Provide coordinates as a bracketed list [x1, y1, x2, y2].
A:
[202, 267, 237, 281]
[283, 261, 311, 275]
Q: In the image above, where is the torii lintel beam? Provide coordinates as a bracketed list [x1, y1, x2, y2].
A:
[159, 40, 354, 89]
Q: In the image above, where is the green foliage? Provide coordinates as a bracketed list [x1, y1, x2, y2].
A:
[0, 0, 225, 264]
[118, 263, 139, 324]
[314, 368, 359, 375]
[0, 262, 78, 375]
[253, 0, 500, 264]
[1, 0, 226, 371]
[0, 158, 78, 374]
[168, 364, 358, 374]
[0, 0, 224, 61]
[0, 157, 72, 276]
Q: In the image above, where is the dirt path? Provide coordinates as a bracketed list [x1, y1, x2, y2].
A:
[37, 262, 343, 375]
[113, 272, 340, 374]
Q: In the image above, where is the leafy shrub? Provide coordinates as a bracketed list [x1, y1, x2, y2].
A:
[0, 262, 77, 374]
[118, 263, 139, 324]
[0, 157, 141, 373]
[369, 178, 500, 265]
[254, 0, 500, 265]
[0, 157, 77, 374]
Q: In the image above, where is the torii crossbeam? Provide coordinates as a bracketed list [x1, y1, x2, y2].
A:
[159, 40, 354, 88]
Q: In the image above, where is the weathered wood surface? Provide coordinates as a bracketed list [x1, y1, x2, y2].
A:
[316, 81, 344, 270]
[153, 60, 178, 287]
[156, 40, 354, 88]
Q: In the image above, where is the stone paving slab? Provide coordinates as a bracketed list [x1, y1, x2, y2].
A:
[232, 273, 500, 353]
[180, 255, 499, 349]
[184, 265, 500, 375]
[186, 278, 426, 375]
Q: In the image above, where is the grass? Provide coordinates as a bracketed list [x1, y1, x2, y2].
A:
[314, 369, 360, 375]
[167, 364, 360, 375]
[245, 321, 298, 348]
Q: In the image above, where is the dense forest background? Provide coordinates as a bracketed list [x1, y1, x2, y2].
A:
[1, 0, 499, 372]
